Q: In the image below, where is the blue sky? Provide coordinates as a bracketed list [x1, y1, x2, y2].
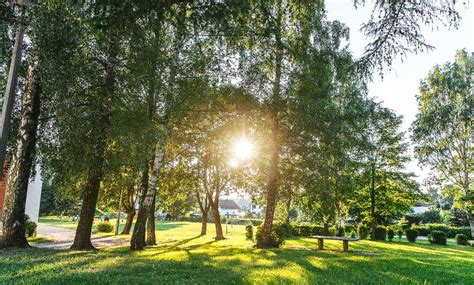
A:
[326, 1, 473, 185]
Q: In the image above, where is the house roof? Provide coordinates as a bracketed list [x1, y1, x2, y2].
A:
[219, 199, 240, 210]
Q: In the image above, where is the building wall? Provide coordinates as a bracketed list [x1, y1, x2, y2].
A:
[0, 163, 42, 222]
[25, 165, 42, 222]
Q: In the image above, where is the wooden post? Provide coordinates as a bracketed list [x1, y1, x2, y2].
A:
[343, 240, 349, 252]
[317, 238, 324, 250]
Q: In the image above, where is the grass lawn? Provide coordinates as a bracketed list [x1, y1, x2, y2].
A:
[1, 219, 473, 284]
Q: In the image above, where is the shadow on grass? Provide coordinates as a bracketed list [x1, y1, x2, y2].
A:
[1, 235, 474, 284]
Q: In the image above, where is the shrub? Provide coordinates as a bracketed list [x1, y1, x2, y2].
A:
[311, 225, 326, 236]
[405, 229, 418, 242]
[429, 230, 447, 245]
[227, 218, 263, 226]
[443, 207, 470, 227]
[245, 225, 253, 240]
[411, 225, 429, 236]
[358, 224, 369, 240]
[277, 223, 293, 237]
[97, 221, 114, 233]
[412, 223, 470, 238]
[349, 230, 357, 238]
[335, 227, 345, 237]
[396, 229, 403, 241]
[343, 225, 355, 235]
[24, 215, 37, 238]
[373, 226, 387, 241]
[255, 224, 285, 248]
[387, 228, 395, 241]
[455, 234, 468, 246]
[418, 209, 442, 224]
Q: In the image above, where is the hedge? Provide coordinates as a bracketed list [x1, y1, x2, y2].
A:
[411, 223, 470, 238]
[227, 218, 263, 226]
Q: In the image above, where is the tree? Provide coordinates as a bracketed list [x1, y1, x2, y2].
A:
[356, 102, 420, 238]
[411, 50, 473, 237]
[0, 51, 41, 248]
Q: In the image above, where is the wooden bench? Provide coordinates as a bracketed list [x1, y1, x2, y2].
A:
[311, 235, 359, 252]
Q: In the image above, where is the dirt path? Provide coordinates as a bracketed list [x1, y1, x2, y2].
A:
[35, 224, 129, 250]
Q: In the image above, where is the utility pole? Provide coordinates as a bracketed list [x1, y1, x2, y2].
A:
[0, 0, 27, 174]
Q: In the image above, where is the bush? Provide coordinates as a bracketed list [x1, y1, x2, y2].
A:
[358, 224, 369, 240]
[245, 225, 253, 240]
[255, 224, 285, 248]
[405, 229, 418, 242]
[411, 223, 470, 238]
[429, 230, 447, 245]
[443, 208, 470, 227]
[291, 224, 326, 237]
[418, 209, 442, 224]
[411, 225, 430, 236]
[343, 225, 355, 235]
[373, 226, 387, 241]
[24, 215, 37, 238]
[227, 218, 263, 226]
[349, 230, 357, 238]
[455, 234, 468, 245]
[96, 221, 114, 233]
[396, 229, 403, 241]
[335, 227, 345, 237]
[387, 228, 395, 241]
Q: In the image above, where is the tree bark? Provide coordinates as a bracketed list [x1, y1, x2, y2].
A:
[146, 194, 156, 245]
[211, 203, 224, 240]
[114, 189, 123, 235]
[0, 56, 41, 249]
[131, 143, 165, 250]
[121, 210, 135, 235]
[130, 161, 150, 249]
[0, 16, 25, 171]
[259, 1, 283, 248]
[370, 164, 376, 240]
[201, 210, 208, 236]
[71, 34, 116, 251]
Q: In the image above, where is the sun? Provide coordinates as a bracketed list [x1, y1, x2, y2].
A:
[231, 137, 255, 161]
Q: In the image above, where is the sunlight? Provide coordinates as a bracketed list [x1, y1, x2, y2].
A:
[231, 137, 255, 161]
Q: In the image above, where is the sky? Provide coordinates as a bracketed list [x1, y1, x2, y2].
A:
[325, 1, 474, 186]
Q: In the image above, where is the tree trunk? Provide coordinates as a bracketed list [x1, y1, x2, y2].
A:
[285, 191, 292, 224]
[71, 169, 103, 250]
[146, 194, 156, 245]
[0, 57, 41, 249]
[114, 189, 123, 235]
[71, 34, 116, 251]
[212, 204, 224, 240]
[370, 165, 376, 240]
[131, 142, 165, 250]
[200, 210, 208, 236]
[468, 213, 474, 239]
[259, 2, 283, 248]
[121, 210, 135, 235]
[130, 161, 150, 249]
[0, 17, 25, 171]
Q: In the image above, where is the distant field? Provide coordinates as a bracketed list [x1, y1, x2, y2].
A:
[1, 218, 473, 284]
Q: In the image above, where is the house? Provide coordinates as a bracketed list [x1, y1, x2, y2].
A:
[219, 199, 244, 218]
[411, 202, 432, 214]
[0, 164, 42, 223]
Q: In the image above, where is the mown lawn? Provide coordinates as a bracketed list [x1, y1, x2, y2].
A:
[1, 220, 473, 284]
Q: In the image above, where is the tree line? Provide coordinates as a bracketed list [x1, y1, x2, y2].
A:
[1, 0, 470, 250]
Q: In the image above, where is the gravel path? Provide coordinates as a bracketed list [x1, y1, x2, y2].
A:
[35, 224, 129, 250]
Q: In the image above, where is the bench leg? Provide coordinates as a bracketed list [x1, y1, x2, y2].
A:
[318, 238, 324, 250]
[343, 240, 349, 252]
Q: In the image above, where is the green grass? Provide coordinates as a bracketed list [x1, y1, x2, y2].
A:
[27, 236, 55, 244]
[2, 220, 473, 284]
